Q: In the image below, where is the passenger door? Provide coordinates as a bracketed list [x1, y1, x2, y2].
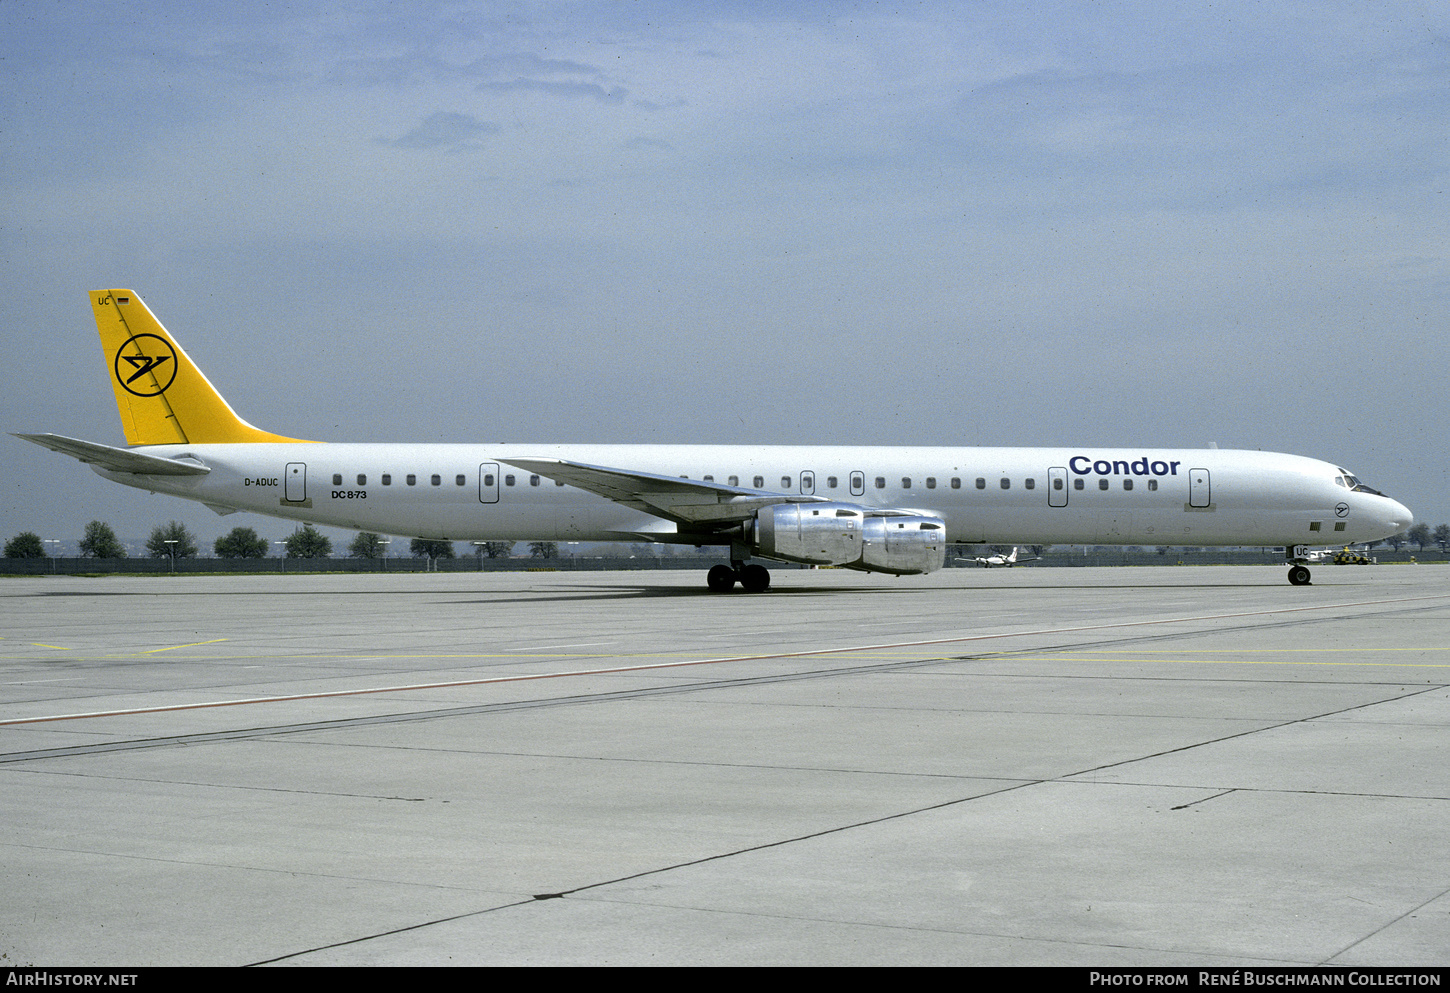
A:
[1189, 468, 1211, 508]
[1048, 466, 1068, 507]
[285, 462, 307, 503]
[479, 463, 500, 504]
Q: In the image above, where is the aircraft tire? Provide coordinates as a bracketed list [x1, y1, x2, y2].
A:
[740, 564, 771, 593]
[707, 565, 736, 592]
[1288, 565, 1312, 586]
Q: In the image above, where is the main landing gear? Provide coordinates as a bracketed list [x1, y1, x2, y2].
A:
[707, 562, 771, 593]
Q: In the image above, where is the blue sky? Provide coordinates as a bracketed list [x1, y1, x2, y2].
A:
[2, 1, 1446, 552]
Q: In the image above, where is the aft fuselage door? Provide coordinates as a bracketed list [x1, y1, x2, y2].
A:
[285, 462, 306, 503]
[1048, 466, 1068, 507]
[1189, 468, 1211, 508]
[479, 463, 500, 504]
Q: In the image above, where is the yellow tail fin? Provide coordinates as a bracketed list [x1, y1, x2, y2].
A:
[92, 290, 313, 445]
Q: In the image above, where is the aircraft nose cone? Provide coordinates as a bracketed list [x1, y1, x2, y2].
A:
[1398, 502, 1414, 529]
[1385, 499, 1413, 533]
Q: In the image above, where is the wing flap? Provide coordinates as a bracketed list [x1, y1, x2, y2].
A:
[13, 433, 211, 476]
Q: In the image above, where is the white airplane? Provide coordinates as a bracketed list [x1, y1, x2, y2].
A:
[971, 547, 1036, 568]
[16, 290, 1414, 591]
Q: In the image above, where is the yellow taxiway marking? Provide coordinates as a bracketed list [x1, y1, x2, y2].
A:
[10, 640, 229, 655]
[5, 592, 1449, 726]
[141, 639, 229, 654]
[1071, 647, 1450, 654]
[1018, 649, 1450, 669]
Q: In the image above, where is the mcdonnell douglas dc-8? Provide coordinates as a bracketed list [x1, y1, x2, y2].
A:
[16, 290, 1413, 591]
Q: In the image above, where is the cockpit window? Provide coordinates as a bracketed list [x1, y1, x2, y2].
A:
[1338, 469, 1386, 497]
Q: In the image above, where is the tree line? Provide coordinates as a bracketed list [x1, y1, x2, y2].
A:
[2, 521, 561, 561]
[10, 520, 1447, 560]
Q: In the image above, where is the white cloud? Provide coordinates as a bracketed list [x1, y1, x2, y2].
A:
[384, 111, 500, 151]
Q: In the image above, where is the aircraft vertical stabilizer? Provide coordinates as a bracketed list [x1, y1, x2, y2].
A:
[91, 290, 311, 446]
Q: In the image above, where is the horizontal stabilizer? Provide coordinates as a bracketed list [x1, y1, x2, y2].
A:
[13, 433, 211, 476]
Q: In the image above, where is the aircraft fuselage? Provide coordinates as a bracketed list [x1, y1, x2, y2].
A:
[96, 442, 1409, 549]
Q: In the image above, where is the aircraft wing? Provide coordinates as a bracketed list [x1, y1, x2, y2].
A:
[13, 433, 211, 476]
[499, 457, 827, 528]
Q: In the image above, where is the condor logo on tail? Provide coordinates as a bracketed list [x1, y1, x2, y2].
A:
[114, 334, 177, 397]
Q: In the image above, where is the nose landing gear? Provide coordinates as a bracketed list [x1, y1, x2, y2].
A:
[1284, 546, 1313, 585]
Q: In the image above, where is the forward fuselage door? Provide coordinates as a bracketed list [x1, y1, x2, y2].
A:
[1048, 466, 1068, 507]
[1189, 468, 1211, 508]
[479, 463, 500, 504]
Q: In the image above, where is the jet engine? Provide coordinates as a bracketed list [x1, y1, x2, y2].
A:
[748, 503, 946, 575]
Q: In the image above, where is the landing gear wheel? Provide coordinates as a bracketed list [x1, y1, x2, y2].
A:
[740, 563, 772, 593]
[707, 564, 736, 593]
[1288, 565, 1312, 586]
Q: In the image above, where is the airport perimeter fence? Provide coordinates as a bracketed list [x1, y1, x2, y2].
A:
[0, 555, 739, 576]
[0, 548, 1441, 576]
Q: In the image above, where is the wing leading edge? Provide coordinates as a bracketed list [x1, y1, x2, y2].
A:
[497, 457, 827, 528]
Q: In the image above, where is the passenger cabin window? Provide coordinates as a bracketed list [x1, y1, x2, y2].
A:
[456, 475, 466, 486]
[951, 478, 961, 489]
[332, 474, 342, 486]
[901, 477, 911, 489]
[1099, 479, 1109, 490]
[529, 475, 540, 486]
[483, 473, 495, 486]
[875, 477, 886, 489]
[781, 476, 792, 489]
[926, 477, 936, 489]
[1123, 479, 1133, 491]
[1148, 480, 1158, 491]
[1000, 478, 1010, 489]
[728, 475, 739, 486]
[407, 474, 417, 486]
[505, 475, 516, 486]
[1074, 478, 1085, 490]
[382, 474, 392, 485]
[703, 475, 714, 482]
[1024, 478, 1035, 490]
[431, 474, 442, 486]
[975, 478, 986, 489]
[356, 474, 366, 486]
[827, 476, 838, 489]
[753, 476, 764, 488]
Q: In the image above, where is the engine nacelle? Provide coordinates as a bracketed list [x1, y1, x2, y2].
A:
[750, 503, 946, 575]
[857, 514, 948, 575]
